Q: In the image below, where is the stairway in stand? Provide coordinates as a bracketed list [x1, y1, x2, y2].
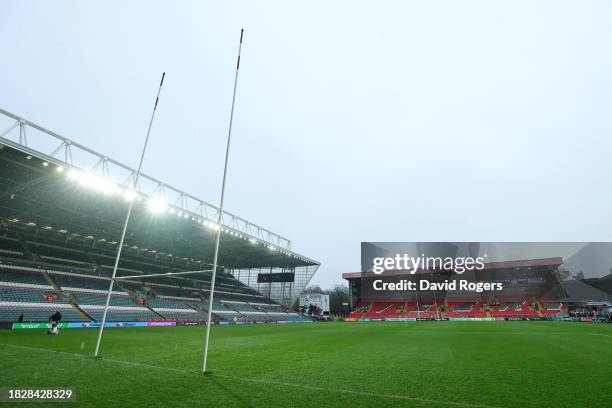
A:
[44, 271, 95, 321]
[361, 301, 374, 318]
[533, 297, 545, 318]
[115, 281, 166, 319]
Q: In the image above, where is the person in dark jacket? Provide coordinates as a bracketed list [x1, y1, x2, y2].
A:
[48, 311, 62, 335]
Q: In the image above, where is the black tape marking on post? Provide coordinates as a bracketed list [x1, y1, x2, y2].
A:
[236, 29, 244, 70]
[154, 72, 165, 110]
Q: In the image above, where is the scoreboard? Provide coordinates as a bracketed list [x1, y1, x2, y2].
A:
[257, 272, 295, 283]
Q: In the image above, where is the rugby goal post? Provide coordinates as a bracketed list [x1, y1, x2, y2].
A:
[94, 29, 246, 377]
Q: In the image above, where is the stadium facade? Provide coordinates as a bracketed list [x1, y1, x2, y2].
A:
[0, 107, 319, 325]
[344, 242, 612, 321]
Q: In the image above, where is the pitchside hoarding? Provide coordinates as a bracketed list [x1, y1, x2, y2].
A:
[11, 322, 177, 330]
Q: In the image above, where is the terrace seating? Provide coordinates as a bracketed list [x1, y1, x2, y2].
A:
[443, 302, 483, 318]
[347, 301, 370, 319]
[154, 310, 208, 320]
[541, 302, 565, 316]
[0, 242, 290, 323]
[222, 302, 261, 313]
[543, 301, 562, 310]
[82, 307, 159, 322]
[488, 299, 540, 318]
[0, 237, 25, 258]
[212, 302, 229, 310]
[29, 243, 93, 267]
[404, 302, 439, 319]
[146, 297, 192, 310]
[49, 273, 119, 292]
[454, 302, 475, 312]
[0, 268, 50, 286]
[265, 312, 305, 322]
[0, 304, 87, 323]
[69, 292, 135, 307]
[0, 270, 90, 322]
[146, 283, 202, 298]
[115, 279, 142, 290]
[0, 286, 65, 303]
[362, 302, 404, 318]
[257, 304, 285, 313]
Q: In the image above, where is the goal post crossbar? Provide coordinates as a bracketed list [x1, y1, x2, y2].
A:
[114, 269, 213, 280]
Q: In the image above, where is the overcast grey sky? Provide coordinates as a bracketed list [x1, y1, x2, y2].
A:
[1, 1, 611, 288]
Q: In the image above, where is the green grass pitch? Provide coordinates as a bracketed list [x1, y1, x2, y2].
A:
[1, 321, 611, 407]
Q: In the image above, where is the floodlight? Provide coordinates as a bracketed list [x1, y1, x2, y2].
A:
[147, 196, 167, 214]
[123, 189, 137, 202]
[68, 168, 81, 180]
[81, 173, 116, 194]
[98, 178, 117, 195]
[77, 172, 93, 186]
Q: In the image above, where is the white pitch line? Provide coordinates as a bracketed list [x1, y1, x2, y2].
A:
[0, 343, 194, 374]
[587, 333, 612, 339]
[210, 373, 502, 408]
[0, 343, 502, 408]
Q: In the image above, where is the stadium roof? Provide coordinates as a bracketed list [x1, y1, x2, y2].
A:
[0, 107, 319, 272]
[560, 280, 611, 303]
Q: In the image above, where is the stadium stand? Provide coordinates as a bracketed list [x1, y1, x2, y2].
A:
[341, 257, 609, 321]
[0, 207, 314, 322]
[0, 120, 320, 326]
[0, 227, 310, 323]
[0, 244, 307, 323]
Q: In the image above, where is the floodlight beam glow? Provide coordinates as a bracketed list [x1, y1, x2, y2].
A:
[123, 189, 137, 202]
[61, 167, 300, 253]
[147, 197, 167, 214]
[67, 169, 117, 194]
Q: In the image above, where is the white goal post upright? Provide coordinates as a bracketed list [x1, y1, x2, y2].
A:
[202, 28, 244, 374]
[94, 72, 166, 358]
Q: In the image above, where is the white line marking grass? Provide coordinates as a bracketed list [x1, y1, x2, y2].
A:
[587, 333, 612, 339]
[1, 342, 502, 408]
